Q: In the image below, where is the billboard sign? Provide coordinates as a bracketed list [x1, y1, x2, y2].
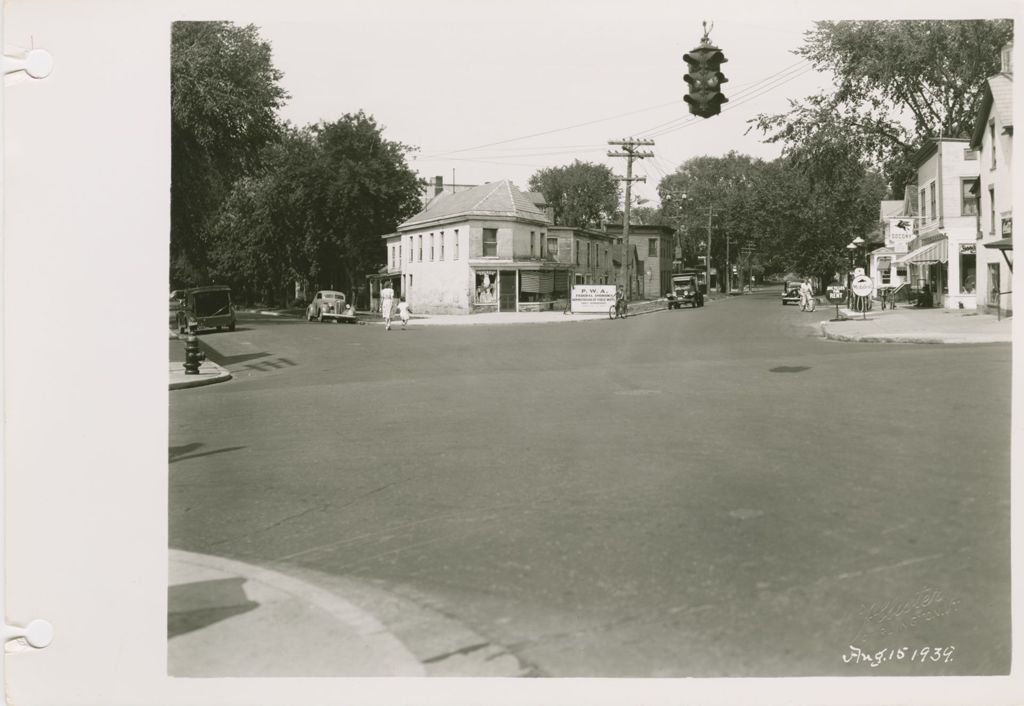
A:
[571, 284, 617, 313]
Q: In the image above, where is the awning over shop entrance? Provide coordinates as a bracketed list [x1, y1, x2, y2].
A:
[895, 239, 948, 265]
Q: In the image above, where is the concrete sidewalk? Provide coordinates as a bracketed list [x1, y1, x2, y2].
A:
[168, 550, 530, 677]
[820, 305, 1012, 344]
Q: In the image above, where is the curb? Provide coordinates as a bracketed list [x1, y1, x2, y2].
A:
[169, 550, 425, 677]
[819, 323, 1009, 345]
[169, 362, 233, 390]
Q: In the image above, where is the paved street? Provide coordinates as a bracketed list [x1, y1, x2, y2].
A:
[169, 291, 1011, 677]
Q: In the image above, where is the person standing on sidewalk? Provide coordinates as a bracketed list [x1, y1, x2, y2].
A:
[397, 297, 411, 330]
[380, 281, 395, 331]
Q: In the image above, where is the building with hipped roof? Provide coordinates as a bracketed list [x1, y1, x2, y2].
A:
[969, 42, 1013, 317]
[372, 180, 630, 314]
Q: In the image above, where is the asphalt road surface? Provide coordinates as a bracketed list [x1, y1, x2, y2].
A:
[169, 291, 1011, 677]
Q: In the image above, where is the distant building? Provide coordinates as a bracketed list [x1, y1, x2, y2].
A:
[969, 43, 1013, 316]
[373, 180, 627, 314]
[600, 223, 674, 299]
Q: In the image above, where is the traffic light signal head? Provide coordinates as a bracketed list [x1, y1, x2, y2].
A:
[683, 43, 728, 118]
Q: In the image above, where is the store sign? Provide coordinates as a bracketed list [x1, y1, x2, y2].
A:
[889, 218, 915, 243]
[851, 275, 873, 297]
[1002, 217, 1013, 237]
[571, 284, 616, 313]
[960, 243, 976, 254]
[827, 285, 845, 302]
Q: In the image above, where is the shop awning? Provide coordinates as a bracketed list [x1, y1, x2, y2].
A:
[983, 237, 1013, 251]
[895, 240, 948, 265]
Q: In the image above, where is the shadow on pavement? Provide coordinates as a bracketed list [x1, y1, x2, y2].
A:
[168, 577, 259, 638]
[169, 444, 247, 464]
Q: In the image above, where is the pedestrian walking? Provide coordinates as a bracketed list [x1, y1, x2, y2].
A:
[397, 297, 411, 330]
[799, 278, 815, 312]
[380, 281, 395, 331]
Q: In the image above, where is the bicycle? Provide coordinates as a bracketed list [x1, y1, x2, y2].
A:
[608, 299, 628, 319]
[800, 292, 816, 312]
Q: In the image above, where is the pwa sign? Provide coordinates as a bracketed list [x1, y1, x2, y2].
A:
[571, 284, 616, 313]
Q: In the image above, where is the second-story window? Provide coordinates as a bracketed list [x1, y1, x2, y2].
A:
[990, 187, 996, 234]
[440, 231, 444, 261]
[648, 238, 657, 256]
[454, 229, 459, 259]
[418, 234, 423, 261]
[961, 179, 979, 216]
[430, 233, 435, 261]
[575, 241, 580, 265]
[990, 121, 997, 169]
[547, 237, 558, 260]
[919, 188, 927, 221]
[530, 231, 535, 256]
[930, 183, 937, 221]
[483, 227, 497, 257]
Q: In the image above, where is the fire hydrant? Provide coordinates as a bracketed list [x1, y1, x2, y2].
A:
[183, 335, 205, 375]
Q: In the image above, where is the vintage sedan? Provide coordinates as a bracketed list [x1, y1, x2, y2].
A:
[781, 282, 803, 305]
[306, 290, 357, 323]
[176, 285, 236, 334]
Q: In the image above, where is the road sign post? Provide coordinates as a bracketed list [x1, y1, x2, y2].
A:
[851, 275, 873, 321]
[826, 284, 846, 321]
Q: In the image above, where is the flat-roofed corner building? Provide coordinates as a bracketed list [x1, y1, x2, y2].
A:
[374, 180, 621, 314]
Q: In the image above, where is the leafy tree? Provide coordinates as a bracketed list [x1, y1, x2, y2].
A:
[528, 160, 621, 227]
[208, 115, 423, 306]
[752, 19, 1013, 194]
[206, 128, 322, 305]
[171, 21, 288, 286]
[311, 112, 424, 301]
[657, 152, 765, 289]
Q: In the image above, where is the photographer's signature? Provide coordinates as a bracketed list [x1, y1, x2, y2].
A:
[852, 586, 961, 640]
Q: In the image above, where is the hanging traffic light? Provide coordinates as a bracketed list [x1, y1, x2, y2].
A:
[683, 35, 728, 118]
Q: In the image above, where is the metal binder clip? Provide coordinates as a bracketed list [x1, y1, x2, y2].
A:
[3, 48, 53, 78]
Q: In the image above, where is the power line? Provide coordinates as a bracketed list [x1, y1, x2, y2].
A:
[418, 59, 813, 161]
[419, 101, 680, 160]
[638, 62, 814, 138]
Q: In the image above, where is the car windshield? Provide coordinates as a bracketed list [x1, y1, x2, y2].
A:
[192, 290, 231, 316]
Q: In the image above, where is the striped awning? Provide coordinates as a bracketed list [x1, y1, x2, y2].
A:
[895, 240, 948, 265]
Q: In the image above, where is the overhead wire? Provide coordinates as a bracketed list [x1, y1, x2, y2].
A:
[418, 59, 812, 162]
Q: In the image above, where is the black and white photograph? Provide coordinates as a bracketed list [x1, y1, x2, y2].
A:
[2, 0, 1021, 704]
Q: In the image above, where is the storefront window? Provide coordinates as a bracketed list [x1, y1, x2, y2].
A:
[475, 271, 497, 304]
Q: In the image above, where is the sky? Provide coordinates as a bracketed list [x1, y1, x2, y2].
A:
[253, 1, 1011, 205]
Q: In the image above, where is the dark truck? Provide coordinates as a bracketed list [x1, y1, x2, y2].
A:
[667, 273, 704, 309]
[176, 285, 236, 334]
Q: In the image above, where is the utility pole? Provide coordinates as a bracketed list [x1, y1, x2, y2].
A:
[706, 206, 713, 294]
[608, 138, 654, 300]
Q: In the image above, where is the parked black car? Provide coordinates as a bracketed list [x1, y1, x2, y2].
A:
[176, 285, 236, 334]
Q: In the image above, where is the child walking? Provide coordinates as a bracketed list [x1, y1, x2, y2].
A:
[397, 297, 411, 330]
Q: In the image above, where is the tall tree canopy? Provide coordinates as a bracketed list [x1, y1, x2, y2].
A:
[657, 146, 885, 288]
[171, 21, 288, 285]
[752, 19, 1013, 194]
[206, 114, 423, 306]
[528, 160, 621, 227]
[658, 151, 765, 283]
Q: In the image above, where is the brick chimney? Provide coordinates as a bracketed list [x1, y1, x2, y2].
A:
[434, 175, 444, 196]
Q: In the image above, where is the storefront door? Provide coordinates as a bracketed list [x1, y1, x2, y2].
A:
[499, 270, 517, 311]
